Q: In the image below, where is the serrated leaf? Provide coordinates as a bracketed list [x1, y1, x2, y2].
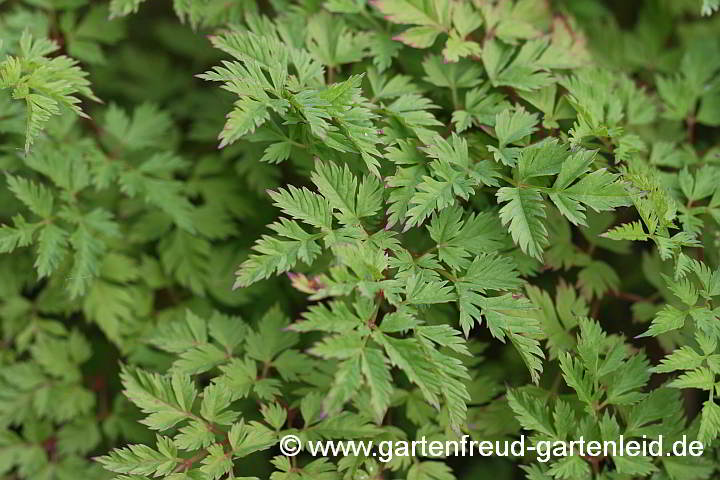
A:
[497, 187, 547, 260]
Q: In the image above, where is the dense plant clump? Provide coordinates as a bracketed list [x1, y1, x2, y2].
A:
[1, 0, 720, 479]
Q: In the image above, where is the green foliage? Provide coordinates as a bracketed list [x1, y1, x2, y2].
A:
[1, 1, 720, 480]
[0, 30, 98, 152]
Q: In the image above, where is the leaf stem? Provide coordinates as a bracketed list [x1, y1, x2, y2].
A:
[686, 114, 696, 144]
